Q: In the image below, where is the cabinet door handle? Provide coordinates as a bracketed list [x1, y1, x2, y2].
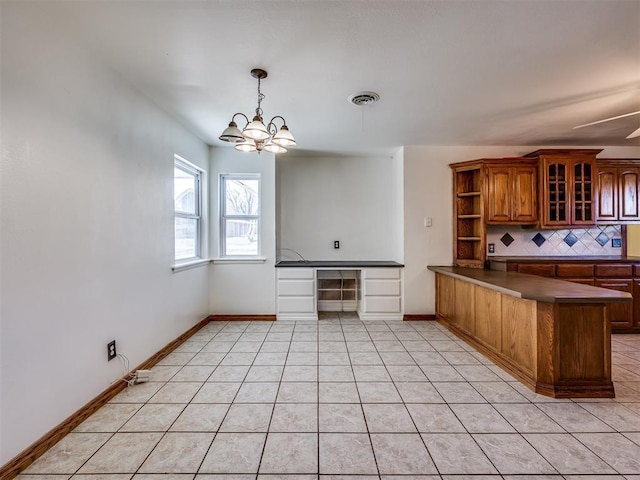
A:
[600, 283, 629, 288]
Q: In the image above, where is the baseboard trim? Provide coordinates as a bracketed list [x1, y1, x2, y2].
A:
[0, 317, 211, 479]
[208, 314, 277, 321]
[403, 314, 436, 321]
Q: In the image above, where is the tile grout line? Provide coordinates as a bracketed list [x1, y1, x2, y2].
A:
[189, 320, 253, 476]
[20, 320, 640, 478]
[244, 319, 284, 477]
[389, 320, 444, 477]
[186, 319, 242, 476]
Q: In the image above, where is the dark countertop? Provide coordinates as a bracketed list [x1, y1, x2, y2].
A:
[489, 256, 640, 263]
[276, 260, 404, 268]
[427, 265, 632, 304]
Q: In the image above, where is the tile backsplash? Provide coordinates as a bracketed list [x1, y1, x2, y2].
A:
[486, 225, 623, 256]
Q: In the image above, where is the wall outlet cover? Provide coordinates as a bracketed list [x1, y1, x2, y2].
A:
[488, 243, 495, 253]
[107, 340, 116, 361]
[334, 241, 340, 249]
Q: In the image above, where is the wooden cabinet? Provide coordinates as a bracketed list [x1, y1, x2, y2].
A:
[431, 268, 616, 398]
[452, 158, 536, 267]
[556, 264, 594, 278]
[486, 166, 511, 223]
[596, 160, 640, 223]
[595, 278, 634, 328]
[635, 280, 640, 330]
[452, 163, 485, 267]
[595, 264, 633, 277]
[597, 165, 618, 222]
[526, 149, 601, 228]
[486, 162, 537, 224]
[556, 264, 595, 286]
[494, 259, 640, 332]
[620, 167, 640, 220]
[516, 264, 555, 277]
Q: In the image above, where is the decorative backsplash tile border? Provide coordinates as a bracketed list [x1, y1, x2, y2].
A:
[487, 225, 623, 256]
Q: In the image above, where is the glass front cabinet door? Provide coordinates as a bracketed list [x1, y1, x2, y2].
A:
[535, 151, 599, 228]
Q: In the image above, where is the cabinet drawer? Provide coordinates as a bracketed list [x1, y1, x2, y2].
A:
[595, 279, 634, 329]
[594, 264, 633, 277]
[517, 264, 556, 277]
[556, 264, 594, 278]
[634, 265, 640, 277]
[278, 279, 315, 296]
[277, 268, 314, 280]
[277, 297, 315, 313]
[363, 296, 401, 313]
[565, 278, 596, 286]
[364, 279, 401, 296]
[595, 278, 633, 290]
[363, 268, 401, 279]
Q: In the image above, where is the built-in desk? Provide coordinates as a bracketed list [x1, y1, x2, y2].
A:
[275, 261, 404, 321]
[428, 266, 632, 398]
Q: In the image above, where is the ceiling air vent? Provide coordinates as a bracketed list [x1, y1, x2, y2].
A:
[348, 91, 380, 106]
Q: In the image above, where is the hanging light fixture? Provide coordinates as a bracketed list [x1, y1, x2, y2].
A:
[219, 68, 297, 154]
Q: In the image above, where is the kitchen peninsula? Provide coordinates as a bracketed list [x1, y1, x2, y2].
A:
[429, 266, 632, 398]
[490, 256, 640, 332]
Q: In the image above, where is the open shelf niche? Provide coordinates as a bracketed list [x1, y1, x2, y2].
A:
[452, 163, 486, 267]
[317, 270, 360, 312]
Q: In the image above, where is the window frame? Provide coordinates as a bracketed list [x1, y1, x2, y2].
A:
[174, 155, 203, 263]
[220, 173, 261, 258]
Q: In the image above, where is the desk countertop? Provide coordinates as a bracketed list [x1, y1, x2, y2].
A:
[276, 261, 404, 268]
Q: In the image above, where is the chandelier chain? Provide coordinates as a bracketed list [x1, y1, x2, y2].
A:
[256, 77, 265, 117]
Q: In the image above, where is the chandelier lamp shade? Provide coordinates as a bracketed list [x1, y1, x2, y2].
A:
[219, 68, 297, 154]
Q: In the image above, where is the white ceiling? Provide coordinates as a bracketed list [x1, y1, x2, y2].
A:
[6, 0, 640, 156]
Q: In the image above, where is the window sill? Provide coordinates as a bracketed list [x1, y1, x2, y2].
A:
[212, 257, 268, 265]
[171, 258, 212, 273]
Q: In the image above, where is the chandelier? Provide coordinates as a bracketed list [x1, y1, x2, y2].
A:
[218, 68, 297, 154]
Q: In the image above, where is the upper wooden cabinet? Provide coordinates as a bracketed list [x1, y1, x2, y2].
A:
[486, 161, 538, 224]
[525, 149, 601, 228]
[452, 162, 485, 268]
[596, 160, 640, 223]
[451, 158, 536, 267]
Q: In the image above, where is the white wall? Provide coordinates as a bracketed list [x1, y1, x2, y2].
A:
[209, 148, 277, 314]
[277, 155, 398, 261]
[0, 5, 210, 464]
[391, 149, 405, 263]
[402, 145, 640, 316]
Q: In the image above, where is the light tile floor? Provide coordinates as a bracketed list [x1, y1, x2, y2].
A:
[17, 315, 640, 479]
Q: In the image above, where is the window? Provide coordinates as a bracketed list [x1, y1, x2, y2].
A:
[174, 156, 202, 261]
[221, 174, 260, 257]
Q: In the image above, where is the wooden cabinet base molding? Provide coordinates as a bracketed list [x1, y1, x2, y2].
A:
[432, 270, 615, 398]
